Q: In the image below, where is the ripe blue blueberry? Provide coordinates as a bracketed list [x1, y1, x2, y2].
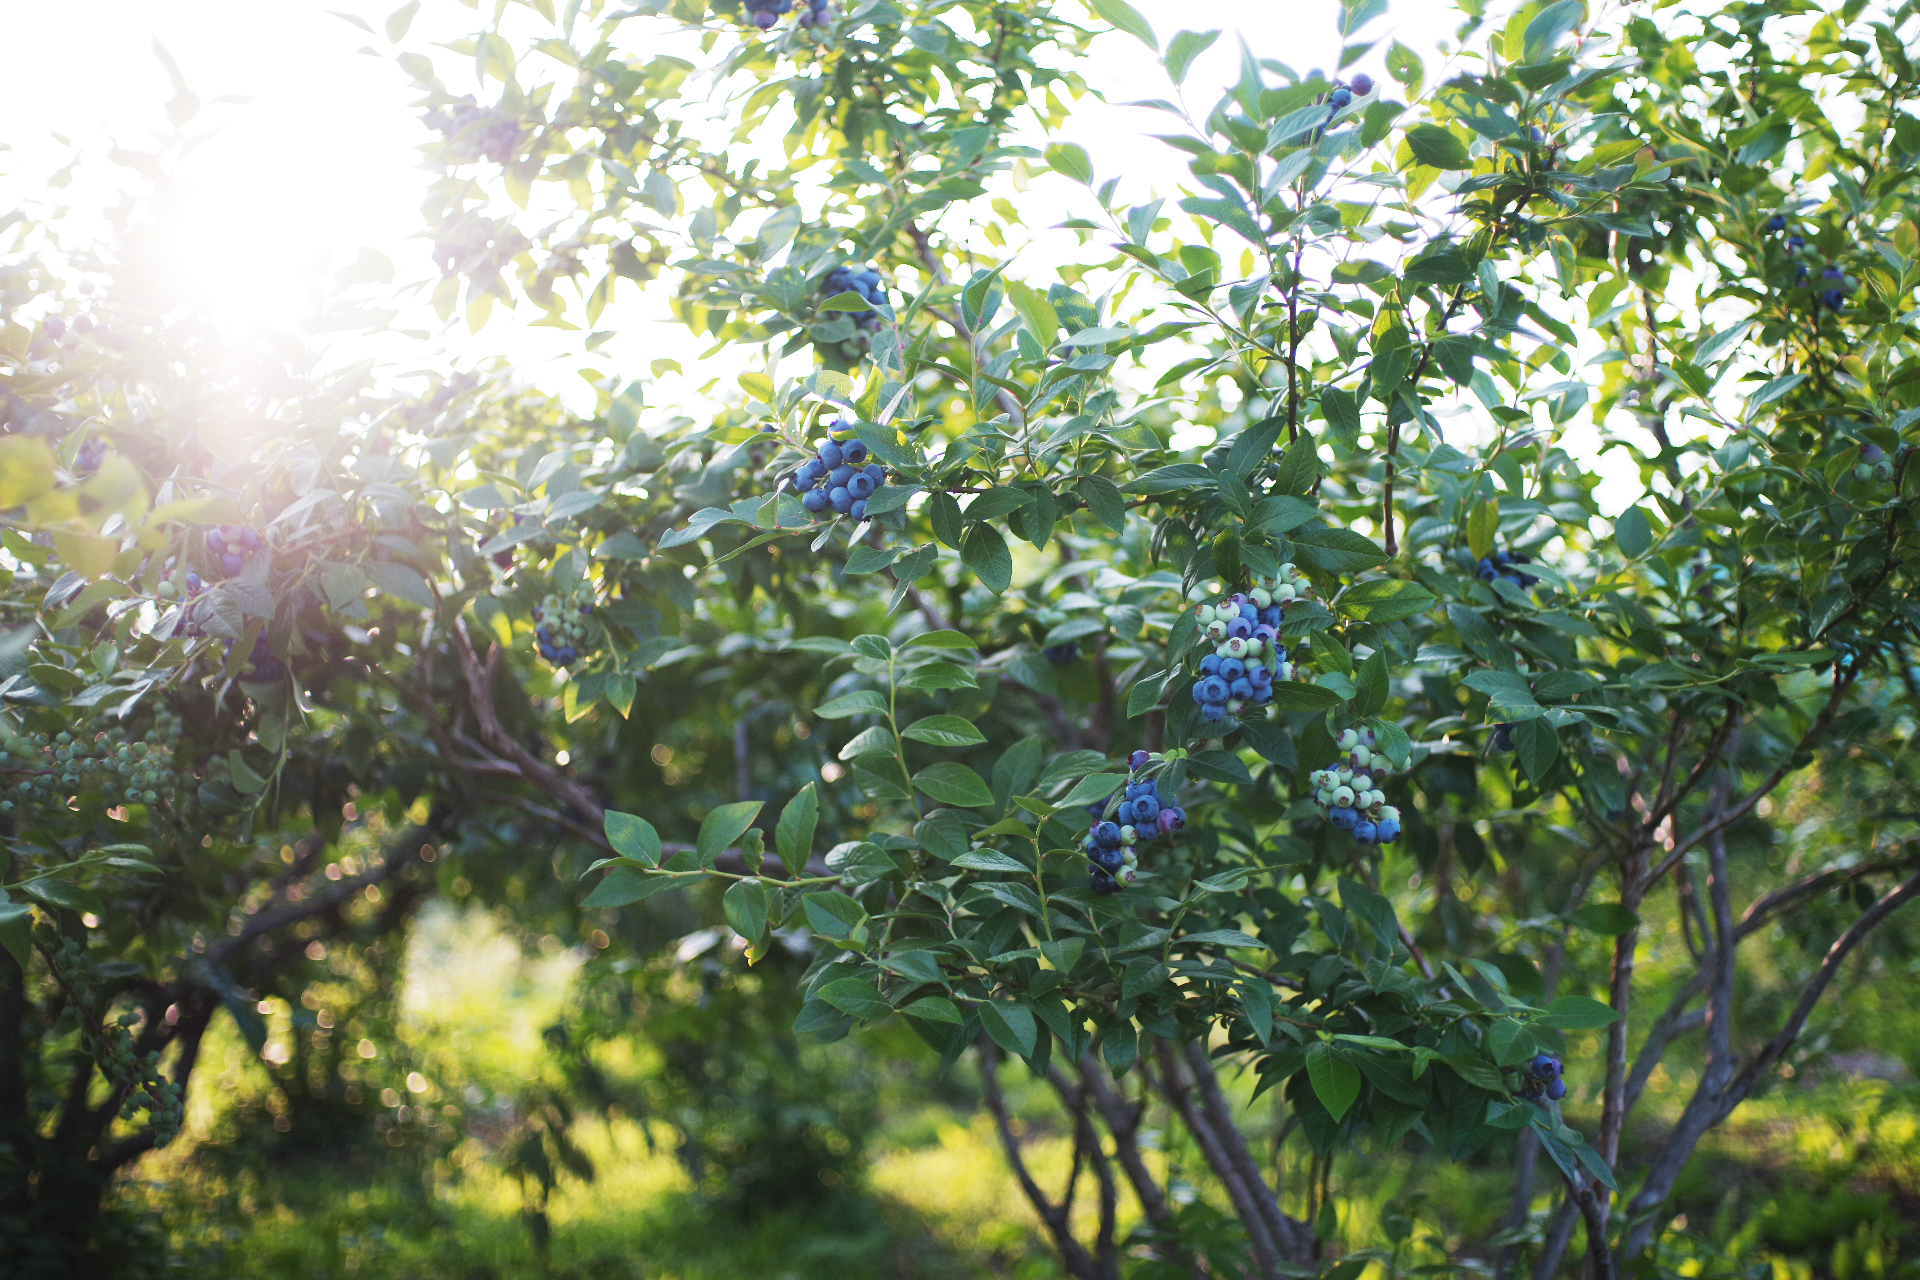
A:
[1129, 749, 1150, 772]
[1353, 820, 1378, 844]
[1329, 805, 1358, 831]
[843, 440, 869, 466]
[848, 472, 876, 499]
[818, 440, 844, 469]
[1766, 214, 1787, 232]
[849, 498, 868, 520]
[802, 487, 830, 513]
[829, 486, 854, 514]
[829, 464, 854, 487]
[1093, 821, 1121, 847]
[1375, 817, 1401, 843]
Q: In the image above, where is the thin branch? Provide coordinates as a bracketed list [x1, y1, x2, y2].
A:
[1641, 671, 1857, 890]
[978, 1037, 1105, 1280]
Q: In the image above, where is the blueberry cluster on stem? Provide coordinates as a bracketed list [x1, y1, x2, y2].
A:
[1517, 1052, 1567, 1102]
[75, 438, 106, 476]
[1307, 727, 1401, 844]
[2, 706, 183, 814]
[1855, 443, 1894, 484]
[1477, 548, 1539, 589]
[821, 264, 888, 332]
[788, 426, 886, 520]
[741, 0, 809, 27]
[1187, 566, 1309, 723]
[205, 524, 263, 578]
[1082, 749, 1186, 894]
[534, 592, 596, 667]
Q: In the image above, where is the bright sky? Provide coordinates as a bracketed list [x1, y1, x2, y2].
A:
[6, 1, 1662, 516]
[0, 0, 1468, 368]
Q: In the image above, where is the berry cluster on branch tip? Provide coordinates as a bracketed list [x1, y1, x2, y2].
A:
[1082, 749, 1186, 895]
[788, 426, 887, 521]
[1856, 443, 1894, 484]
[1517, 1052, 1567, 1102]
[821, 264, 888, 332]
[1308, 727, 1401, 845]
[1477, 548, 1539, 590]
[204, 524, 263, 578]
[534, 592, 597, 667]
[1188, 566, 1310, 723]
[3, 706, 183, 814]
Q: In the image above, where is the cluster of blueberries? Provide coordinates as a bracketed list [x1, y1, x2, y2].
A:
[75, 438, 107, 476]
[1490, 722, 1516, 753]
[788, 431, 888, 520]
[821, 264, 888, 332]
[204, 525, 263, 579]
[1517, 1053, 1567, 1103]
[1082, 749, 1187, 894]
[0, 706, 182, 814]
[742, 0, 829, 27]
[424, 98, 521, 164]
[1856, 443, 1894, 484]
[1187, 567, 1311, 723]
[1477, 548, 1539, 590]
[1307, 728, 1402, 845]
[1317, 73, 1372, 116]
[534, 593, 596, 667]
[1766, 216, 1848, 309]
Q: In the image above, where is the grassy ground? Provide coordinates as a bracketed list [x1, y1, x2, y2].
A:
[114, 904, 1920, 1279]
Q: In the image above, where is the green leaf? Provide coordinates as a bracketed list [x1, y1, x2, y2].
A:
[1306, 1043, 1362, 1121]
[913, 762, 995, 808]
[802, 891, 866, 940]
[1522, 0, 1584, 62]
[953, 849, 1030, 872]
[1404, 123, 1472, 170]
[1164, 29, 1219, 84]
[906, 629, 979, 650]
[815, 690, 889, 719]
[1467, 495, 1500, 561]
[818, 976, 891, 1021]
[1538, 995, 1622, 1030]
[776, 783, 820, 873]
[697, 801, 764, 866]
[1292, 526, 1390, 574]
[1270, 680, 1346, 711]
[0, 902, 30, 970]
[1347, 576, 1433, 623]
[902, 995, 963, 1023]
[1088, 0, 1156, 49]
[1182, 928, 1266, 949]
[1514, 718, 1559, 783]
[1059, 772, 1126, 807]
[1352, 650, 1390, 717]
[364, 561, 436, 609]
[1045, 142, 1094, 185]
[1566, 902, 1639, 936]
[582, 867, 678, 908]
[723, 878, 771, 945]
[902, 715, 989, 746]
[604, 811, 661, 867]
[1076, 474, 1127, 533]
[22, 877, 104, 916]
[980, 1001, 1038, 1057]
[961, 524, 1013, 594]
[1613, 506, 1652, 559]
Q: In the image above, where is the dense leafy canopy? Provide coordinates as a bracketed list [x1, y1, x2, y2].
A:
[7, 0, 1920, 1276]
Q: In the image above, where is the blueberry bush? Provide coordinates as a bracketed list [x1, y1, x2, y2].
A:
[7, 0, 1920, 1277]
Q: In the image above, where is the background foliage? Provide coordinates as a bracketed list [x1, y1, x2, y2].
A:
[5, 0, 1920, 1277]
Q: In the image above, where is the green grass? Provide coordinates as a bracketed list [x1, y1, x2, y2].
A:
[111, 906, 1920, 1279]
